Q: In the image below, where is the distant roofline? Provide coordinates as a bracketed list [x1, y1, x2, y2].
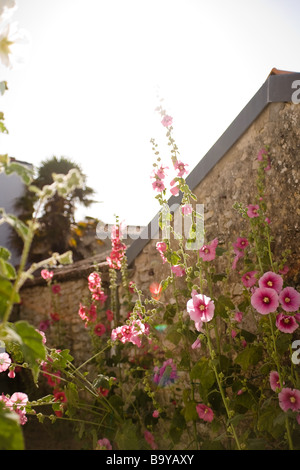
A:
[126, 68, 300, 266]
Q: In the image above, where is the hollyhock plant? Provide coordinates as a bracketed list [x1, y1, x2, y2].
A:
[258, 271, 283, 294]
[269, 371, 282, 392]
[278, 388, 300, 412]
[242, 271, 258, 288]
[279, 287, 300, 312]
[276, 313, 299, 334]
[196, 404, 214, 423]
[187, 290, 215, 323]
[247, 204, 259, 218]
[199, 238, 218, 262]
[250, 287, 279, 315]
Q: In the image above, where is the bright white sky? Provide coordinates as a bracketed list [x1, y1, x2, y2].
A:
[1, 0, 300, 226]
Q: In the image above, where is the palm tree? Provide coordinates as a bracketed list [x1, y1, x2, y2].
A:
[11, 156, 97, 262]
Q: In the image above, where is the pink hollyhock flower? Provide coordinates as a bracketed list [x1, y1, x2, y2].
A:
[187, 290, 215, 323]
[50, 312, 60, 323]
[251, 287, 279, 315]
[269, 371, 281, 392]
[41, 269, 53, 281]
[199, 238, 218, 262]
[10, 392, 28, 425]
[258, 271, 283, 294]
[174, 160, 189, 177]
[247, 204, 259, 218]
[241, 339, 247, 348]
[234, 237, 249, 250]
[279, 265, 289, 275]
[88, 272, 101, 292]
[144, 430, 158, 450]
[149, 282, 162, 300]
[155, 165, 168, 180]
[152, 179, 165, 192]
[276, 313, 299, 334]
[191, 338, 201, 349]
[156, 241, 167, 253]
[152, 410, 159, 418]
[94, 323, 106, 337]
[278, 388, 300, 412]
[96, 438, 112, 450]
[242, 271, 258, 288]
[171, 265, 186, 277]
[111, 326, 123, 342]
[51, 284, 61, 294]
[8, 369, 15, 379]
[279, 287, 300, 312]
[161, 114, 173, 127]
[234, 311, 243, 323]
[38, 319, 50, 331]
[36, 329, 46, 344]
[97, 387, 109, 397]
[0, 352, 11, 373]
[181, 204, 193, 216]
[231, 329, 237, 339]
[195, 321, 204, 332]
[232, 248, 244, 270]
[196, 404, 214, 423]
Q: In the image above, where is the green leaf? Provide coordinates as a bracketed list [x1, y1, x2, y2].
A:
[115, 420, 140, 450]
[0, 277, 20, 320]
[5, 162, 34, 185]
[0, 403, 24, 450]
[190, 358, 215, 390]
[235, 345, 263, 371]
[0, 246, 11, 261]
[0, 258, 16, 280]
[214, 295, 235, 318]
[169, 409, 186, 444]
[184, 401, 198, 422]
[12, 321, 46, 382]
[0, 210, 29, 241]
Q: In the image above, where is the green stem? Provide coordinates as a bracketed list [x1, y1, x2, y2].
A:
[205, 323, 242, 450]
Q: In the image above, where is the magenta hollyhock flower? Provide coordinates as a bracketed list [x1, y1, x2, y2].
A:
[242, 271, 258, 288]
[41, 269, 53, 281]
[94, 323, 106, 337]
[251, 287, 279, 315]
[161, 114, 173, 127]
[199, 238, 218, 262]
[231, 329, 237, 339]
[54, 391, 67, 403]
[247, 204, 259, 218]
[106, 309, 114, 322]
[0, 353, 11, 373]
[276, 313, 299, 334]
[152, 410, 159, 418]
[51, 284, 61, 294]
[279, 287, 300, 312]
[96, 438, 112, 450]
[171, 265, 186, 277]
[259, 271, 283, 294]
[279, 388, 300, 412]
[269, 371, 281, 392]
[196, 404, 214, 423]
[234, 237, 249, 250]
[187, 290, 215, 323]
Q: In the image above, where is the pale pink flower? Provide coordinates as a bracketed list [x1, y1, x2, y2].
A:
[181, 204, 193, 216]
[187, 290, 215, 323]
[242, 271, 258, 288]
[174, 160, 188, 177]
[0, 352, 11, 372]
[191, 338, 201, 349]
[278, 388, 300, 412]
[196, 404, 214, 422]
[269, 371, 281, 392]
[161, 115, 173, 127]
[96, 438, 112, 450]
[170, 185, 179, 196]
[171, 265, 185, 277]
[152, 179, 165, 192]
[251, 287, 279, 315]
[279, 287, 300, 312]
[156, 241, 167, 253]
[259, 271, 283, 294]
[155, 165, 168, 180]
[199, 238, 218, 262]
[247, 204, 259, 218]
[276, 313, 299, 334]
